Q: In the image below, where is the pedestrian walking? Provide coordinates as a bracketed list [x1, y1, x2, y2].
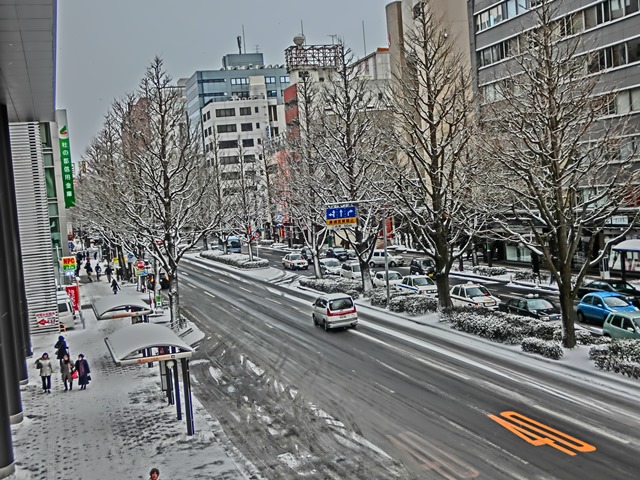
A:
[84, 260, 93, 282]
[111, 278, 120, 295]
[74, 354, 91, 390]
[35, 352, 54, 393]
[60, 354, 75, 391]
[149, 467, 160, 480]
[95, 263, 102, 281]
[54, 335, 69, 367]
[105, 264, 113, 283]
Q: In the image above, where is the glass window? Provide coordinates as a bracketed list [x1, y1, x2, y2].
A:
[506, 0, 517, 18]
[241, 123, 253, 131]
[611, 0, 624, 19]
[218, 140, 238, 149]
[47, 202, 59, 216]
[242, 139, 254, 147]
[239, 107, 251, 116]
[264, 76, 276, 84]
[255, 122, 260, 128]
[267, 90, 278, 98]
[215, 108, 235, 118]
[626, 0, 639, 14]
[254, 107, 259, 113]
[610, 315, 623, 327]
[39, 123, 51, 147]
[43, 152, 54, 166]
[631, 87, 640, 111]
[217, 124, 237, 133]
[628, 37, 640, 63]
[44, 168, 56, 198]
[280, 76, 290, 83]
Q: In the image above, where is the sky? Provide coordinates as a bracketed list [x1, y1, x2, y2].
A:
[56, 0, 392, 159]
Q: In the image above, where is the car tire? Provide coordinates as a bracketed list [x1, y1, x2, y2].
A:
[305, 266, 309, 270]
[577, 311, 586, 324]
[312, 314, 317, 326]
[323, 320, 329, 331]
[351, 323, 357, 329]
[389, 261, 396, 267]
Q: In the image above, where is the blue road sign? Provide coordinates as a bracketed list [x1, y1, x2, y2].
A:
[325, 206, 357, 220]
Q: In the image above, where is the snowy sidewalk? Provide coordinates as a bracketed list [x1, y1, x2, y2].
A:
[10, 276, 256, 480]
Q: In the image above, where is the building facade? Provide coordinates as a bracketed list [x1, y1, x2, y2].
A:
[469, 0, 640, 266]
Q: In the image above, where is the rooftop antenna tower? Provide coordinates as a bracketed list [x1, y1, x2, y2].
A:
[236, 35, 242, 55]
[362, 20, 367, 55]
[300, 20, 304, 38]
[242, 25, 246, 54]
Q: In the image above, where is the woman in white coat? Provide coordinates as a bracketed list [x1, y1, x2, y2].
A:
[35, 352, 54, 393]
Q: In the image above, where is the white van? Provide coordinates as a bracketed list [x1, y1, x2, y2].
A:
[56, 292, 76, 330]
[369, 249, 404, 268]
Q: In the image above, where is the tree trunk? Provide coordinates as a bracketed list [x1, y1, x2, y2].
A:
[434, 270, 452, 309]
[168, 271, 183, 330]
[360, 258, 373, 293]
[558, 274, 576, 348]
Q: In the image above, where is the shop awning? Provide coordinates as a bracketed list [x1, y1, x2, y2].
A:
[612, 240, 640, 253]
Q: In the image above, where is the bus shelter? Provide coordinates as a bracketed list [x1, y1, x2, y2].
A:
[104, 323, 195, 435]
[92, 295, 153, 321]
[612, 239, 640, 282]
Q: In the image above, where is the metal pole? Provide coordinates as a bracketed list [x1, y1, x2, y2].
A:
[383, 214, 390, 308]
[181, 358, 195, 435]
[165, 364, 174, 405]
[173, 360, 182, 421]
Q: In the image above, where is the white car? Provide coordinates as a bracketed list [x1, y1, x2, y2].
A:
[282, 253, 309, 270]
[369, 249, 404, 267]
[340, 261, 362, 280]
[450, 282, 500, 309]
[372, 271, 403, 288]
[395, 275, 437, 295]
[317, 258, 342, 276]
[312, 293, 358, 330]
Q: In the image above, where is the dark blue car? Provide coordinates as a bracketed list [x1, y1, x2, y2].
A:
[577, 292, 638, 325]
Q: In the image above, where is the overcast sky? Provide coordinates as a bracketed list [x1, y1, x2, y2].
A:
[56, 0, 392, 159]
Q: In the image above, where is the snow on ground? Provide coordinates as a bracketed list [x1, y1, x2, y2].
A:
[9, 276, 257, 480]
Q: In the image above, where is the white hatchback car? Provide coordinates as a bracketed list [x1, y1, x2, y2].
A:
[311, 293, 358, 330]
[340, 261, 362, 280]
[369, 249, 404, 268]
[282, 253, 309, 270]
[395, 275, 437, 295]
[372, 270, 403, 288]
[450, 282, 500, 309]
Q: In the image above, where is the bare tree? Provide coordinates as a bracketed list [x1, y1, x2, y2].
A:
[480, 0, 640, 347]
[386, 5, 480, 307]
[314, 44, 394, 291]
[75, 57, 221, 329]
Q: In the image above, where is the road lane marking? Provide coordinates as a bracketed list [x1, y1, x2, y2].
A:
[269, 299, 282, 305]
[204, 291, 216, 299]
[181, 271, 189, 276]
[387, 431, 479, 478]
[488, 411, 596, 457]
[239, 286, 252, 293]
[218, 279, 229, 284]
[186, 282, 197, 289]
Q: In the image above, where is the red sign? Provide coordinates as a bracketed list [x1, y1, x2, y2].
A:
[65, 285, 80, 311]
[137, 260, 145, 269]
[35, 311, 57, 327]
[253, 231, 261, 240]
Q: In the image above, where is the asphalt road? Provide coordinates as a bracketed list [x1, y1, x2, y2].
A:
[178, 256, 640, 480]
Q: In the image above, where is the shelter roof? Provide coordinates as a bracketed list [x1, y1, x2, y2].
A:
[104, 323, 193, 366]
[92, 295, 152, 320]
[612, 240, 640, 252]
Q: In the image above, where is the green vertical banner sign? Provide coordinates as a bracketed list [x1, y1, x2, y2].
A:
[55, 109, 76, 208]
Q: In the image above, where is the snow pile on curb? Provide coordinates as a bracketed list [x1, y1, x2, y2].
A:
[299, 277, 362, 298]
[472, 266, 507, 277]
[200, 250, 269, 269]
[366, 290, 438, 316]
[589, 339, 640, 379]
[443, 310, 528, 344]
[521, 337, 564, 359]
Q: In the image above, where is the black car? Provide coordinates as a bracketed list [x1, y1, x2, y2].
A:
[326, 247, 349, 262]
[576, 279, 640, 307]
[499, 295, 561, 321]
[409, 258, 435, 276]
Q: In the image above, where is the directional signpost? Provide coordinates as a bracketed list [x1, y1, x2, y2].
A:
[325, 206, 357, 228]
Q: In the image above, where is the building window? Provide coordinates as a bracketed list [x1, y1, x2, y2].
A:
[220, 155, 239, 165]
[280, 76, 290, 83]
[219, 140, 239, 149]
[272, 127, 279, 136]
[239, 107, 251, 116]
[265, 76, 276, 84]
[255, 122, 260, 128]
[43, 152, 54, 167]
[254, 107, 259, 113]
[268, 105, 278, 122]
[45, 168, 57, 198]
[242, 139, 255, 147]
[628, 37, 640, 63]
[244, 154, 256, 162]
[217, 124, 237, 133]
[230, 78, 249, 85]
[627, 0, 640, 14]
[241, 123, 253, 131]
[215, 108, 235, 118]
[40, 123, 52, 148]
[267, 90, 278, 98]
[222, 171, 241, 180]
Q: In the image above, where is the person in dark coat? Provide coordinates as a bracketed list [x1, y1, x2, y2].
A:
[111, 278, 120, 295]
[60, 354, 75, 391]
[75, 354, 91, 390]
[84, 260, 93, 282]
[54, 335, 69, 367]
[105, 265, 113, 283]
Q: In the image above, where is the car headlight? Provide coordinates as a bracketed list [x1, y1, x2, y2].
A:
[540, 315, 550, 321]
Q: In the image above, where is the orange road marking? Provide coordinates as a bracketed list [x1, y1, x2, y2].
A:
[488, 411, 596, 456]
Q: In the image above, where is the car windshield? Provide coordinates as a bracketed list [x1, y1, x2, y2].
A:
[603, 296, 630, 307]
[466, 286, 490, 297]
[609, 281, 636, 292]
[386, 272, 402, 280]
[289, 254, 302, 260]
[350, 264, 361, 272]
[323, 259, 340, 267]
[528, 299, 554, 310]
[329, 298, 353, 310]
[413, 277, 434, 286]
[57, 303, 69, 313]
